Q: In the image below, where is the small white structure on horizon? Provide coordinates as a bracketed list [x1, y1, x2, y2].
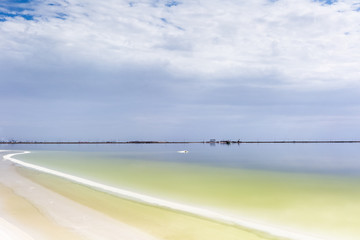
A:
[177, 150, 189, 154]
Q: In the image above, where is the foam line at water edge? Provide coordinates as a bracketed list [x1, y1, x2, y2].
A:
[4, 151, 325, 240]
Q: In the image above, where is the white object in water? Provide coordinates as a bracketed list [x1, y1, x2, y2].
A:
[177, 150, 189, 153]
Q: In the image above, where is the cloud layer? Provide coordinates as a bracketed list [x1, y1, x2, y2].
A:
[1, 0, 360, 140]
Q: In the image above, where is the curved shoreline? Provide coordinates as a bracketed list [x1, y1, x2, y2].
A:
[0, 151, 160, 240]
[5, 151, 325, 240]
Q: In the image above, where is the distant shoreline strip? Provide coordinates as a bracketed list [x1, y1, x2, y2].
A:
[1, 140, 360, 144]
[4, 152, 324, 240]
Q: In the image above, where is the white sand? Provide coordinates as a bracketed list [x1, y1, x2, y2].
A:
[0, 218, 34, 240]
[0, 151, 159, 240]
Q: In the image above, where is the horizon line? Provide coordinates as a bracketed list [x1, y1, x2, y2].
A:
[1, 140, 360, 144]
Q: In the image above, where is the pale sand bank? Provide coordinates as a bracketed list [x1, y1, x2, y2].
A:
[0, 217, 33, 240]
[0, 151, 159, 240]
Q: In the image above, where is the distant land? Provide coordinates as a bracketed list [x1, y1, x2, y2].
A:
[1, 140, 360, 144]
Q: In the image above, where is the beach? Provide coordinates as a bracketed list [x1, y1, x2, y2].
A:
[1, 150, 316, 240]
[1, 150, 275, 240]
[1, 147, 360, 240]
[0, 150, 159, 240]
[0, 150, 275, 240]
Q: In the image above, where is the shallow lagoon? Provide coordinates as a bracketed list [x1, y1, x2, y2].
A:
[11, 143, 360, 240]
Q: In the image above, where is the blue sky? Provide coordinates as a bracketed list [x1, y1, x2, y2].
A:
[0, 0, 35, 21]
[1, 0, 360, 141]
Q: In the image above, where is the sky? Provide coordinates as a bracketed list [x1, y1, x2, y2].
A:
[1, 0, 360, 141]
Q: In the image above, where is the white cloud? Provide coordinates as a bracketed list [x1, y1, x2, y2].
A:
[1, 0, 360, 90]
[2, 0, 360, 141]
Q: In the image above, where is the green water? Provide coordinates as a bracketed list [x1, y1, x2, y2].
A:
[14, 144, 360, 240]
[20, 167, 275, 240]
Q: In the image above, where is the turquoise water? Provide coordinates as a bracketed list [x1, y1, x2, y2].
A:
[6, 143, 360, 240]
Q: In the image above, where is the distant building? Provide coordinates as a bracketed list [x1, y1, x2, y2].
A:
[210, 139, 216, 143]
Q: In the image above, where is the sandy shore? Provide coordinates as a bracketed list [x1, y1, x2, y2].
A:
[0, 150, 159, 240]
[0, 217, 33, 240]
[3, 151, 326, 240]
[1, 150, 334, 240]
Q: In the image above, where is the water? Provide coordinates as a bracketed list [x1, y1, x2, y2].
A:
[6, 143, 360, 173]
[6, 143, 360, 240]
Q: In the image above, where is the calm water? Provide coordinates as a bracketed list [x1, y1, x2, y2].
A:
[5, 143, 360, 240]
[6, 142, 360, 173]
